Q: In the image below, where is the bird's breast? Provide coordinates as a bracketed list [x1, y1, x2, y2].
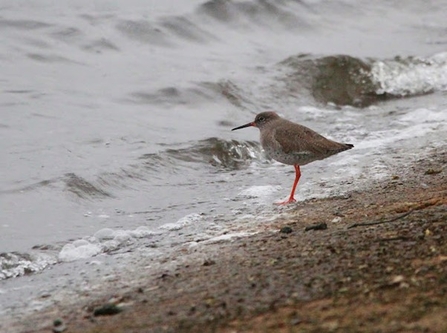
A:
[263, 145, 314, 165]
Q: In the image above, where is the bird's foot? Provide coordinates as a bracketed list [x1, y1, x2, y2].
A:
[275, 197, 297, 205]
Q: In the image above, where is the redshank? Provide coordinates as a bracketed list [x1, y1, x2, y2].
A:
[232, 111, 353, 205]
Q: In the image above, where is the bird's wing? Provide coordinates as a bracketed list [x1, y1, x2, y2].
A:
[274, 123, 330, 154]
[273, 122, 342, 156]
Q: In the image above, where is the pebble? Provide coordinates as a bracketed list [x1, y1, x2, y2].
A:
[305, 223, 328, 231]
[53, 319, 66, 333]
[203, 259, 216, 266]
[93, 303, 123, 317]
[279, 226, 293, 234]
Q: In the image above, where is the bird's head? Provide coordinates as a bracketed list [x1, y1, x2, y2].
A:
[231, 111, 279, 131]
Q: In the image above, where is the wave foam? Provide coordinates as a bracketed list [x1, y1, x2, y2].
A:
[371, 53, 447, 96]
[159, 213, 202, 231]
[0, 252, 56, 280]
[58, 226, 157, 263]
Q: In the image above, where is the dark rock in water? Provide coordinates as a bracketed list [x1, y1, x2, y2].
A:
[279, 226, 293, 234]
[304, 223, 328, 231]
[93, 303, 123, 317]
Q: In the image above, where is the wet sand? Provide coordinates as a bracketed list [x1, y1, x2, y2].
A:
[16, 148, 447, 333]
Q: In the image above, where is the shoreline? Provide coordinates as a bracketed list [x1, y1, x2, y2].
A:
[10, 148, 447, 333]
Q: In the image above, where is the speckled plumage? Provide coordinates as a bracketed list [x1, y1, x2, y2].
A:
[256, 112, 353, 165]
[232, 111, 353, 204]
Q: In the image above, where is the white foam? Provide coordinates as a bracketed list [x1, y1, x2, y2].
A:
[238, 185, 282, 198]
[159, 213, 202, 231]
[398, 108, 447, 124]
[371, 52, 447, 96]
[129, 226, 156, 238]
[354, 118, 443, 150]
[58, 226, 158, 262]
[203, 232, 257, 244]
[0, 253, 57, 280]
[298, 106, 330, 120]
[93, 228, 115, 241]
[109, 230, 133, 243]
[58, 242, 102, 262]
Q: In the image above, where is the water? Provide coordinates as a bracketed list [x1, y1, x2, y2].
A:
[1, 0, 447, 325]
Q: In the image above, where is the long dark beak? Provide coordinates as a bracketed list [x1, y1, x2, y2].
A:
[231, 122, 255, 131]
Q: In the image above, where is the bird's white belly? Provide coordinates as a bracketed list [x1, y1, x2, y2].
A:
[263, 146, 315, 166]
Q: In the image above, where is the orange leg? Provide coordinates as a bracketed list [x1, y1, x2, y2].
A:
[276, 165, 301, 205]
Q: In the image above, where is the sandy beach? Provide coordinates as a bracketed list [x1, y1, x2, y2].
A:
[9, 147, 443, 333]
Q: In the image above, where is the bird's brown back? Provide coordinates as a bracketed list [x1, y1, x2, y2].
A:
[260, 117, 353, 165]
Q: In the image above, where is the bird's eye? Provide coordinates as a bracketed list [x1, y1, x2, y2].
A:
[258, 116, 265, 122]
